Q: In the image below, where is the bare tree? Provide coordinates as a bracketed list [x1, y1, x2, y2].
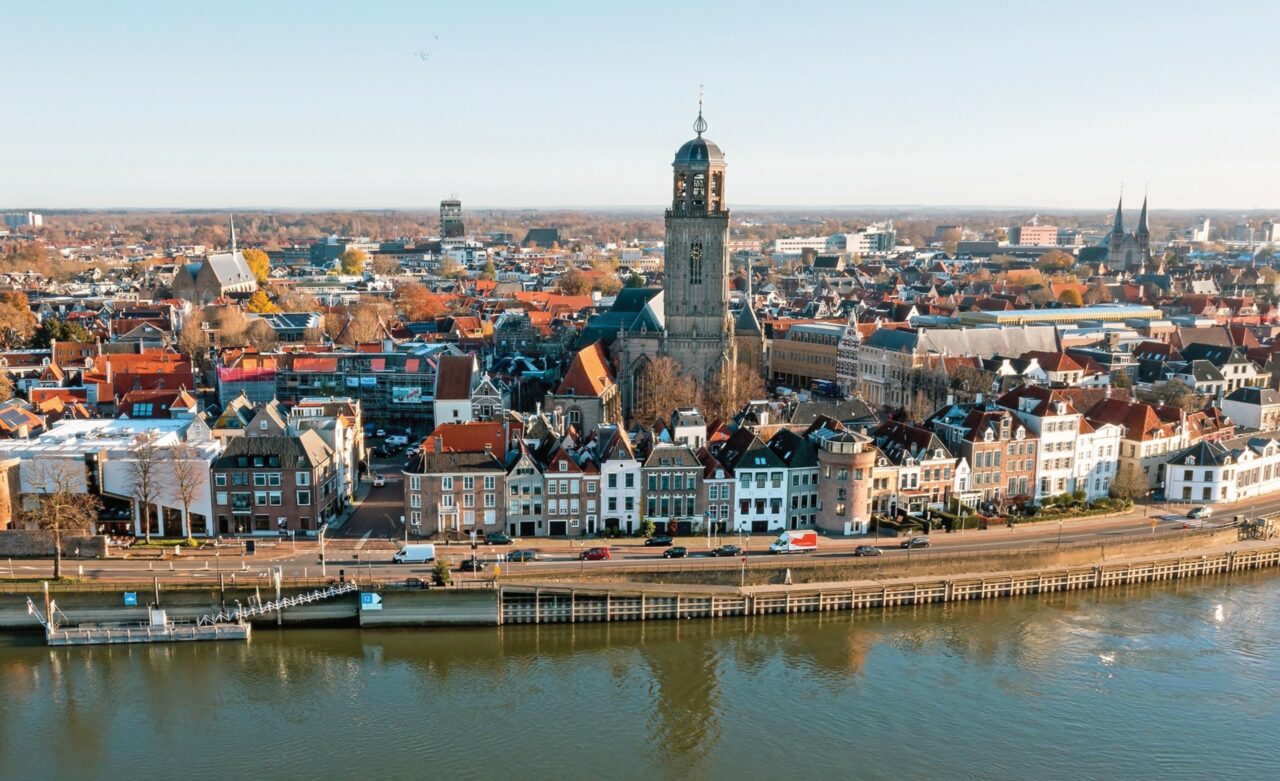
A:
[21, 459, 100, 579]
[703, 361, 766, 423]
[127, 433, 162, 542]
[169, 443, 206, 541]
[632, 356, 699, 425]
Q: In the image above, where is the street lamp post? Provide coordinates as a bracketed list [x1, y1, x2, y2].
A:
[1057, 520, 1063, 550]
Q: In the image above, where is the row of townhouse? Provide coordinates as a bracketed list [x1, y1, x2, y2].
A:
[0, 396, 365, 538]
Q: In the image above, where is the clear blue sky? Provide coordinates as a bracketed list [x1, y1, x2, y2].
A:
[3, 0, 1277, 210]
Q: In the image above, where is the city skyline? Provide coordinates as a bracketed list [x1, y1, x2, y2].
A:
[4, 1, 1279, 210]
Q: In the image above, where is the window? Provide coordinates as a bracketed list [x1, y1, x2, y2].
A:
[410, 494, 421, 508]
[463, 494, 475, 508]
[268, 473, 281, 487]
[296, 472, 310, 486]
[410, 476, 421, 491]
[625, 473, 634, 488]
[441, 495, 454, 508]
[484, 475, 496, 491]
[463, 476, 475, 491]
[442, 477, 453, 491]
[216, 491, 228, 506]
[215, 473, 226, 487]
[297, 490, 311, 506]
[254, 474, 267, 487]
[232, 473, 247, 486]
[269, 492, 282, 506]
[255, 491, 268, 506]
[608, 474, 617, 489]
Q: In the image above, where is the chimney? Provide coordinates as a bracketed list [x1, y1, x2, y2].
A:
[434, 436, 443, 453]
[484, 442, 493, 457]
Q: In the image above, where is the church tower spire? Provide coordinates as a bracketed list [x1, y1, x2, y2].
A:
[1111, 195, 1125, 235]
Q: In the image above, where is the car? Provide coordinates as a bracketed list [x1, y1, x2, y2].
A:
[371, 474, 386, 487]
[900, 537, 931, 549]
[375, 429, 386, 438]
[404, 577, 426, 589]
[485, 531, 514, 545]
[854, 545, 882, 557]
[459, 558, 487, 572]
[644, 535, 674, 547]
[662, 546, 688, 559]
[711, 544, 742, 557]
[1188, 506, 1212, 520]
[506, 549, 538, 563]
[579, 547, 611, 561]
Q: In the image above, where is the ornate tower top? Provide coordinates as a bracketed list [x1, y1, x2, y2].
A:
[694, 88, 707, 137]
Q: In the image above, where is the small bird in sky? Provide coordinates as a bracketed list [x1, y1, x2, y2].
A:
[414, 50, 430, 61]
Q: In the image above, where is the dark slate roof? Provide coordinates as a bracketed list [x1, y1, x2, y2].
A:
[1224, 386, 1280, 405]
[765, 429, 818, 469]
[673, 136, 725, 166]
[215, 431, 331, 469]
[521, 228, 561, 248]
[578, 287, 664, 348]
[788, 397, 878, 426]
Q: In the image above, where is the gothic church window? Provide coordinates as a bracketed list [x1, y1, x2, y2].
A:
[689, 238, 704, 284]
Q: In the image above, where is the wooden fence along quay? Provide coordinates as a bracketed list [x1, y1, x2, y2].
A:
[497, 543, 1280, 625]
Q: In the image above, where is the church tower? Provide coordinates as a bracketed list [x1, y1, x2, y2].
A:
[662, 103, 735, 384]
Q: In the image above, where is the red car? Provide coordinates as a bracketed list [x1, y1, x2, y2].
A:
[579, 547, 611, 561]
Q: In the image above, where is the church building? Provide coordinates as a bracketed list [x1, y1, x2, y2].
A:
[1105, 195, 1152, 271]
[612, 107, 764, 416]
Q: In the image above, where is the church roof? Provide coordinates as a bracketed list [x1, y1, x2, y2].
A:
[673, 136, 724, 167]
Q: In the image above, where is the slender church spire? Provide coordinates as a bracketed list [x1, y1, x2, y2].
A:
[693, 85, 707, 137]
[1111, 194, 1125, 235]
[229, 214, 238, 255]
[1136, 193, 1150, 237]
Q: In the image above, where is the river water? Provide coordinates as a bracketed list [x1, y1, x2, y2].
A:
[2, 574, 1278, 781]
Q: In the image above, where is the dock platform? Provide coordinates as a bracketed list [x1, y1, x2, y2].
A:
[47, 621, 251, 645]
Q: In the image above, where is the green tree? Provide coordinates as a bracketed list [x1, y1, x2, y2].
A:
[29, 319, 91, 348]
[432, 557, 451, 586]
[242, 248, 271, 284]
[624, 274, 646, 288]
[479, 260, 497, 281]
[340, 247, 368, 275]
[640, 518, 656, 539]
[1111, 370, 1133, 389]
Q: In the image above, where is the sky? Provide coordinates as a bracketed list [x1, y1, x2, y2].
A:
[2, 0, 1278, 211]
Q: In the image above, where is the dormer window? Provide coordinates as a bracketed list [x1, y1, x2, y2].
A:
[1187, 456, 1196, 466]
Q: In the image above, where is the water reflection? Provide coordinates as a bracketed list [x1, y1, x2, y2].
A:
[0, 572, 1277, 781]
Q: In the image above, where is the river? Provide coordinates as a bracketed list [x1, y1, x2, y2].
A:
[2, 573, 1278, 781]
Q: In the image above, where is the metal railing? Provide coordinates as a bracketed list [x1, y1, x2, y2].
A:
[195, 581, 359, 626]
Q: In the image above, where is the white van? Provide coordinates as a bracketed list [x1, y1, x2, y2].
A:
[385, 435, 410, 447]
[393, 543, 435, 563]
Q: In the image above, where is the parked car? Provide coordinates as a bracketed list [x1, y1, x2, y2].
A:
[372, 474, 386, 487]
[1188, 506, 1212, 520]
[644, 535, 674, 547]
[662, 546, 688, 559]
[579, 547, 611, 561]
[375, 429, 386, 438]
[711, 544, 742, 557]
[506, 549, 538, 563]
[485, 531, 514, 545]
[900, 537, 931, 549]
[459, 558, 487, 572]
[404, 577, 426, 589]
[854, 545, 882, 557]
[385, 435, 409, 447]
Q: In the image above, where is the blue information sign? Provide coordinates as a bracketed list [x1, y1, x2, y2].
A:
[123, 592, 138, 606]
